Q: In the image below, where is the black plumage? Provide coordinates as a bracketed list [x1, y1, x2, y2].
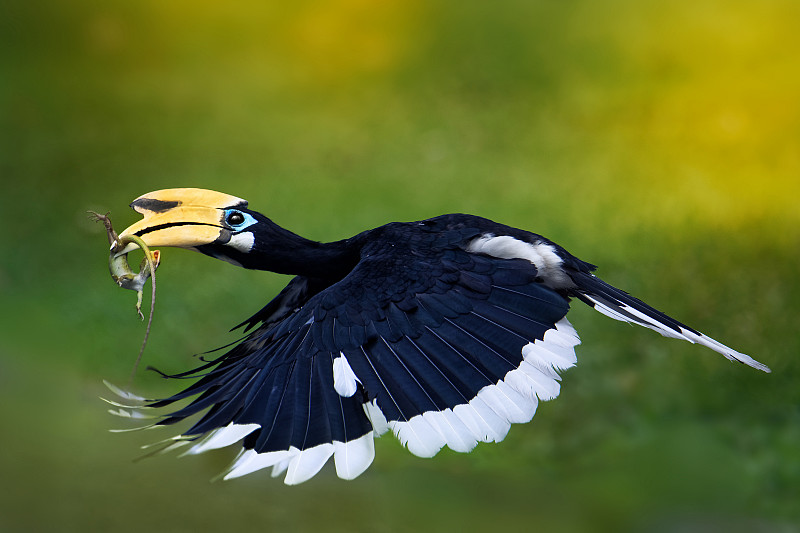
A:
[107, 189, 769, 485]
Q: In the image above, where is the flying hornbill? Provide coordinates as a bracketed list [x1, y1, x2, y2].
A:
[108, 187, 769, 485]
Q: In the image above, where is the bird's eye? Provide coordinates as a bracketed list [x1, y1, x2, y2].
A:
[226, 211, 246, 226]
[223, 209, 257, 232]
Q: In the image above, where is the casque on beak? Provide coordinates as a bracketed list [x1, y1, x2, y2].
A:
[115, 188, 248, 255]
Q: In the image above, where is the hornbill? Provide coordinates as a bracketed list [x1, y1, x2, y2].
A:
[107, 188, 769, 485]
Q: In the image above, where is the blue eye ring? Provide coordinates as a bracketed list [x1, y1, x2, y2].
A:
[223, 209, 257, 231]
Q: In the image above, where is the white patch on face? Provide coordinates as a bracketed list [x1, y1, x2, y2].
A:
[228, 231, 256, 253]
[467, 234, 573, 288]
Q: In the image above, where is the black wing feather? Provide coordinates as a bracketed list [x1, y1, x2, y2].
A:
[136, 216, 577, 482]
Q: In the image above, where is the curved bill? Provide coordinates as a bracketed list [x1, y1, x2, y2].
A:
[116, 188, 248, 254]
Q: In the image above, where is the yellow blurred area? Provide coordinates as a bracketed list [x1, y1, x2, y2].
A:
[75, 0, 798, 229]
[85, 0, 423, 84]
[280, 0, 422, 83]
[562, 1, 800, 228]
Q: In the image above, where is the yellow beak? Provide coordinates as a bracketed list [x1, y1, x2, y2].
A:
[116, 188, 248, 254]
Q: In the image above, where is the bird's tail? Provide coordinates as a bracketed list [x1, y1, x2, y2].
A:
[567, 271, 771, 373]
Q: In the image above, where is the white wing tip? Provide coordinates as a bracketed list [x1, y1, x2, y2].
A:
[586, 296, 771, 373]
[678, 329, 770, 373]
[184, 423, 261, 455]
[736, 356, 771, 373]
[333, 353, 361, 397]
[333, 433, 376, 480]
[103, 380, 147, 402]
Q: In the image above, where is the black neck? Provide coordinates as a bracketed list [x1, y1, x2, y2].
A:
[250, 227, 360, 279]
[200, 218, 362, 280]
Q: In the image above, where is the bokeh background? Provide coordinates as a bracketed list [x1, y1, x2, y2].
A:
[2, 0, 799, 531]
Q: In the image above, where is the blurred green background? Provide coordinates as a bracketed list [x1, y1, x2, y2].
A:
[2, 0, 799, 531]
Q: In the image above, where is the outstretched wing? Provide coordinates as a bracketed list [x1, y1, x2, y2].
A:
[118, 223, 581, 485]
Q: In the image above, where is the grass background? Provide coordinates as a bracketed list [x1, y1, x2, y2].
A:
[2, 0, 799, 531]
